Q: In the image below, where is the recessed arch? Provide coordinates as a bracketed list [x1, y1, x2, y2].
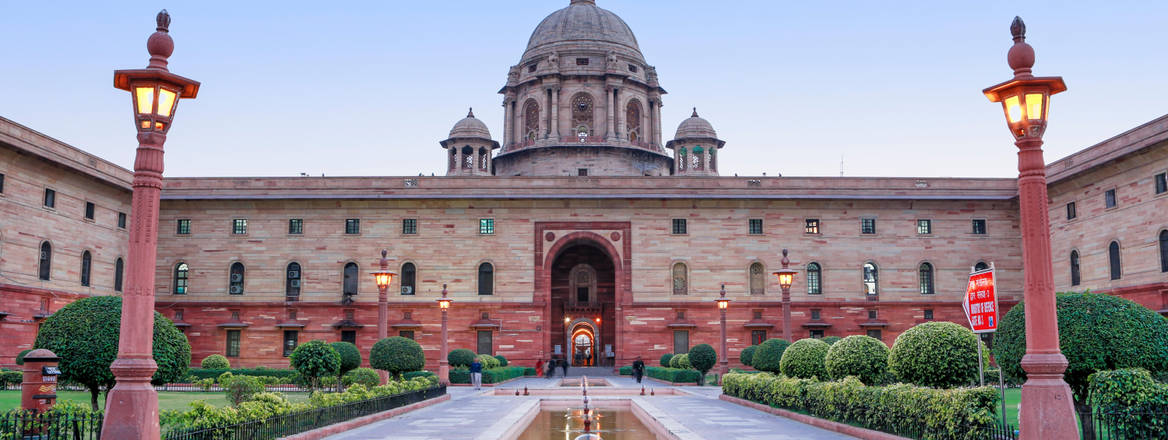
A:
[748, 261, 766, 295]
[173, 262, 189, 294]
[862, 261, 879, 296]
[806, 262, 823, 294]
[228, 261, 245, 295]
[918, 261, 934, 295]
[80, 250, 92, 287]
[400, 261, 417, 295]
[38, 241, 52, 281]
[671, 261, 689, 295]
[114, 257, 124, 292]
[1159, 229, 1168, 273]
[1108, 240, 1122, 280]
[570, 92, 595, 137]
[1069, 249, 1081, 286]
[523, 98, 541, 141]
[477, 260, 495, 295]
[285, 261, 302, 300]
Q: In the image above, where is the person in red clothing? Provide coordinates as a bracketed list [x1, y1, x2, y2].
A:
[535, 359, 544, 378]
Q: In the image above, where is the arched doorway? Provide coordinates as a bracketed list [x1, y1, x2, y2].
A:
[550, 242, 616, 367]
[568, 320, 598, 366]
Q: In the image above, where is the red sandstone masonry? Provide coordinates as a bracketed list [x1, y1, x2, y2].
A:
[719, 394, 908, 440]
[280, 393, 450, 440]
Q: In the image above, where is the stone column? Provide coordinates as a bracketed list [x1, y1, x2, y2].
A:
[471, 148, 479, 175]
[376, 251, 389, 385]
[606, 87, 616, 141]
[502, 98, 513, 147]
[550, 88, 560, 140]
[614, 89, 623, 141]
[652, 100, 663, 149]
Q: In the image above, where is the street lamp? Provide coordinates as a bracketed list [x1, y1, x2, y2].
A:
[714, 284, 730, 378]
[103, 10, 199, 440]
[982, 17, 1075, 440]
[436, 284, 453, 385]
[371, 250, 396, 384]
[771, 249, 797, 342]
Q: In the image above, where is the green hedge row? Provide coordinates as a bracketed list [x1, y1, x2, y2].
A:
[1087, 368, 1168, 438]
[619, 366, 632, 375]
[186, 368, 298, 381]
[449, 366, 530, 384]
[722, 372, 999, 440]
[403, 370, 437, 381]
[646, 366, 700, 384]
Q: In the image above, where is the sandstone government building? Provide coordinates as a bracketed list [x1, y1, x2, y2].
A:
[2, 0, 1167, 372]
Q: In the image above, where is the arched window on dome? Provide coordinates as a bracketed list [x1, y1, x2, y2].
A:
[692, 146, 704, 171]
[524, 99, 540, 142]
[571, 93, 594, 137]
[461, 146, 473, 169]
[677, 147, 687, 172]
[478, 147, 488, 170]
[626, 100, 642, 144]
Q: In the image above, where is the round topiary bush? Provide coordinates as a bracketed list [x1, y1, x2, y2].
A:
[34, 295, 190, 410]
[660, 353, 674, 367]
[688, 344, 717, 380]
[824, 335, 889, 384]
[751, 338, 791, 374]
[201, 354, 230, 369]
[670, 353, 690, 369]
[15, 349, 33, 366]
[371, 337, 425, 379]
[476, 354, 500, 369]
[290, 340, 341, 389]
[739, 345, 757, 367]
[448, 349, 476, 368]
[780, 338, 830, 379]
[888, 321, 981, 388]
[342, 367, 381, 388]
[330, 342, 362, 376]
[821, 336, 843, 346]
[494, 355, 508, 367]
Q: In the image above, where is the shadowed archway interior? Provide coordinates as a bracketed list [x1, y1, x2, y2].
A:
[550, 242, 616, 366]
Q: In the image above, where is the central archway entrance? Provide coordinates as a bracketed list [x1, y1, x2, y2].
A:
[568, 320, 598, 366]
[550, 242, 616, 367]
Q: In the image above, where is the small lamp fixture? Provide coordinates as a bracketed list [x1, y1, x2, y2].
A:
[437, 284, 452, 311]
[715, 284, 730, 310]
[564, 316, 571, 325]
[772, 249, 797, 290]
[113, 10, 199, 134]
[578, 130, 587, 143]
[982, 17, 1066, 140]
[595, 317, 601, 324]
[370, 250, 397, 291]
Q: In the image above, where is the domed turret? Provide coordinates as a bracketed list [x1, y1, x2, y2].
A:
[523, 0, 644, 63]
[441, 109, 499, 176]
[667, 108, 725, 176]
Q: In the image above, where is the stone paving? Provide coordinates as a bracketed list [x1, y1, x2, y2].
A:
[323, 376, 856, 440]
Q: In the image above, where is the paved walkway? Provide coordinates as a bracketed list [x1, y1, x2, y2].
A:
[323, 376, 855, 440]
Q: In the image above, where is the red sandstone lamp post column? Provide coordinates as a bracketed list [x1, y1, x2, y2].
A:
[982, 17, 1075, 440]
[371, 250, 396, 384]
[104, 10, 199, 440]
[771, 249, 797, 342]
[437, 284, 453, 385]
[714, 284, 730, 379]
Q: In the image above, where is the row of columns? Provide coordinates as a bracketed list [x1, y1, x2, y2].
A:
[503, 86, 664, 149]
[447, 146, 490, 175]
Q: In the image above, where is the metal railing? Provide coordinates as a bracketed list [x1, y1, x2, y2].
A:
[162, 385, 445, 440]
[1079, 408, 1168, 440]
[0, 410, 104, 440]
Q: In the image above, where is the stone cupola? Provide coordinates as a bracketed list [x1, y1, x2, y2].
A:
[441, 108, 499, 176]
[666, 108, 725, 176]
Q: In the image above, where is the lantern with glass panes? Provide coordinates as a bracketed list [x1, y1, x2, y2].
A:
[113, 10, 200, 135]
[982, 17, 1066, 140]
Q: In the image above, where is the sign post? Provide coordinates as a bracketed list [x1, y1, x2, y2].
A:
[963, 263, 1006, 428]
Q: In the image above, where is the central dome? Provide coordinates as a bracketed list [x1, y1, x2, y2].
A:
[524, 0, 643, 61]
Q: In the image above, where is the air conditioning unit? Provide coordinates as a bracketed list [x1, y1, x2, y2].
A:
[401, 286, 413, 294]
[288, 271, 299, 279]
[290, 280, 301, 288]
[229, 285, 243, 294]
[230, 273, 243, 283]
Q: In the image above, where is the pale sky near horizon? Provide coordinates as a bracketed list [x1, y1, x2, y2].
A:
[2, 0, 1166, 178]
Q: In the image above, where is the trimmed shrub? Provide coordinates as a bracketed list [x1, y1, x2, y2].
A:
[371, 337, 425, 379]
[403, 370, 437, 381]
[448, 349, 476, 368]
[331, 342, 362, 376]
[722, 372, 1000, 440]
[824, 335, 889, 385]
[476, 354, 500, 369]
[751, 338, 790, 374]
[343, 367, 381, 388]
[0, 369, 22, 388]
[201, 354, 230, 369]
[186, 368, 298, 381]
[780, 338, 830, 379]
[821, 336, 843, 346]
[15, 349, 33, 366]
[494, 355, 508, 367]
[218, 373, 264, 406]
[645, 366, 701, 383]
[670, 353, 690, 369]
[483, 366, 527, 384]
[688, 344, 717, 382]
[449, 367, 470, 384]
[740, 345, 757, 367]
[994, 292, 1168, 406]
[888, 322, 980, 388]
[290, 340, 341, 390]
[619, 365, 632, 375]
[523, 367, 536, 376]
[660, 353, 673, 367]
[1087, 368, 1168, 439]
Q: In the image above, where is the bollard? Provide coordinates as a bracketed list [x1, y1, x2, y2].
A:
[21, 349, 61, 414]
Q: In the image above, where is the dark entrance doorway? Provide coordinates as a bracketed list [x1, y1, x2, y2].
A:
[550, 243, 616, 367]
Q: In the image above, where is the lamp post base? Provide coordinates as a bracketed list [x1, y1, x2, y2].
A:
[1019, 353, 1078, 440]
[438, 361, 450, 386]
[101, 357, 160, 440]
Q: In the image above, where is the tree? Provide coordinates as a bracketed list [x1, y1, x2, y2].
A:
[200, 354, 230, 369]
[780, 338, 830, 379]
[330, 341, 362, 390]
[447, 349, 476, 368]
[888, 321, 981, 388]
[824, 335, 889, 385]
[33, 296, 190, 410]
[751, 338, 791, 374]
[659, 353, 674, 367]
[993, 292, 1168, 436]
[290, 340, 340, 391]
[739, 346, 757, 368]
[688, 344, 717, 385]
[371, 337, 425, 379]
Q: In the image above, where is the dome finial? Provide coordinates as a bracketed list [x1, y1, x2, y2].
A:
[570, 0, 596, 5]
[1010, 16, 1026, 41]
[691, 107, 699, 118]
[467, 107, 475, 118]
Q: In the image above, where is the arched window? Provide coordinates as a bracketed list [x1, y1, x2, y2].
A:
[524, 99, 541, 141]
[862, 262, 878, 295]
[1070, 250, 1081, 286]
[174, 263, 189, 294]
[692, 146, 704, 170]
[749, 262, 765, 295]
[80, 251, 92, 287]
[478, 147, 488, 170]
[343, 262, 359, 296]
[401, 262, 416, 295]
[114, 258, 124, 292]
[672, 262, 688, 295]
[38, 242, 52, 281]
[709, 148, 717, 171]
[1108, 241, 1122, 280]
[1160, 230, 1168, 273]
[478, 262, 494, 295]
[229, 262, 245, 295]
[626, 100, 642, 143]
[461, 146, 473, 169]
[918, 262, 934, 295]
[448, 148, 457, 170]
[974, 261, 989, 272]
[677, 147, 687, 172]
[571, 93, 594, 137]
[286, 262, 301, 300]
[807, 262, 822, 294]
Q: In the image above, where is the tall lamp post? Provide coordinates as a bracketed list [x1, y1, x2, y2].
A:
[437, 284, 453, 385]
[371, 250, 396, 384]
[714, 284, 730, 378]
[104, 10, 199, 439]
[983, 17, 1075, 440]
[771, 249, 797, 342]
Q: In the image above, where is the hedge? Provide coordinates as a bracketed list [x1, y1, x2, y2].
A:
[722, 372, 1000, 440]
[888, 322, 982, 388]
[1087, 368, 1168, 438]
[645, 366, 700, 384]
[494, 355, 508, 367]
[0, 369, 21, 388]
[619, 366, 632, 376]
[821, 336, 843, 346]
[751, 338, 791, 373]
[740, 346, 757, 367]
[780, 338, 830, 380]
[187, 368, 298, 381]
[660, 353, 673, 367]
[201, 354, 230, 369]
[824, 335, 889, 385]
[403, 370, 437, 381]
[476, 354, 500, 369]
[449, 366, 528, 384]
[448, 349, 476, 367]
[669, 353, 690, 369]
[343, 368, 380, 388]
[688, 344, 717, 378]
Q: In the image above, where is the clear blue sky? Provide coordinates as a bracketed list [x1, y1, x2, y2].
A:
[2, 0, 1165, 178]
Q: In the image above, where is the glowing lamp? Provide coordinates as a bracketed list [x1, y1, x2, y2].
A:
[982, 17, 1066, 140]
[113, 11, 199, 134]
[715, 284, 730, 310]
[437, 284, 452, 311]
[371, 250, 396, 290]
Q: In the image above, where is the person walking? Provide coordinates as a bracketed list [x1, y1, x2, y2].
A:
[535, 358, 544, 378]
[470, 358, 483, 390]
[632, 356, 645, 384]
[561, 358, 570, 377]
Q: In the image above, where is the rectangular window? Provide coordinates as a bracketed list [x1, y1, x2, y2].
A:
[479, 218, 495, 235]
[749, 219, 763, 235]
[341, 330, 356, 345]
[282, 331, 298, 357]
[917, 219, 932, 235]
[578, 168, 588, 176]
[868, 309, 878, 320]
[810, 329, 825, 339]
[924, 309, 934, 320]
[226, 330, 241, 357]
[345, 219, 360, 235]
[477, 331, 493, 355]
[972, 219, 987, 235]
[288, 219, 303, 235]
[1156, 173, 1168, 195]
[805, 219, 820, 234]
[232, 219, 247, 235]
[0, 173, 4, 193]
[861, 218, 876, 234]
[811, 309, 821, 320]
[576, 57, 589, 66]
[671, 218, 687, 235]
[84, 202, 95, 220]
[43, 188, 55, 208]
[117, 212, 127, 229]
[751, 330, 767, 345]
[399, 330, 415, 340]
[1105, 189, 1117, 208]
[402, 219, 417, 235]
[673, 330, 689, 354]
[177, 219, 191, 235]
[577, 287, 589, 303]
[1066, 202, 1076, 220]
[866, 329, 883, 341]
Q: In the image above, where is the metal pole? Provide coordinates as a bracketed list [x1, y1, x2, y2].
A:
[999, 362, 1008, 430]
[376, 251, 389, 385]
[976, 337, 986, 387]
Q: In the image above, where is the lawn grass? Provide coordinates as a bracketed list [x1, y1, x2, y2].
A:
[994, 387, 1021, 427]
[0, 390, 309, 412]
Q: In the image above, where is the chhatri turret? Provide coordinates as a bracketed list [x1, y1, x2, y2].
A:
[666, 108, 725, 176]
[441, 108, 499, 176]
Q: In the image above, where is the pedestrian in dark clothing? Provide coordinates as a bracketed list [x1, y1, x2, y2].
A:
[632, 356, 645, 384]
[561, 358, 569, 377]
[469, 359, 483, 390]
